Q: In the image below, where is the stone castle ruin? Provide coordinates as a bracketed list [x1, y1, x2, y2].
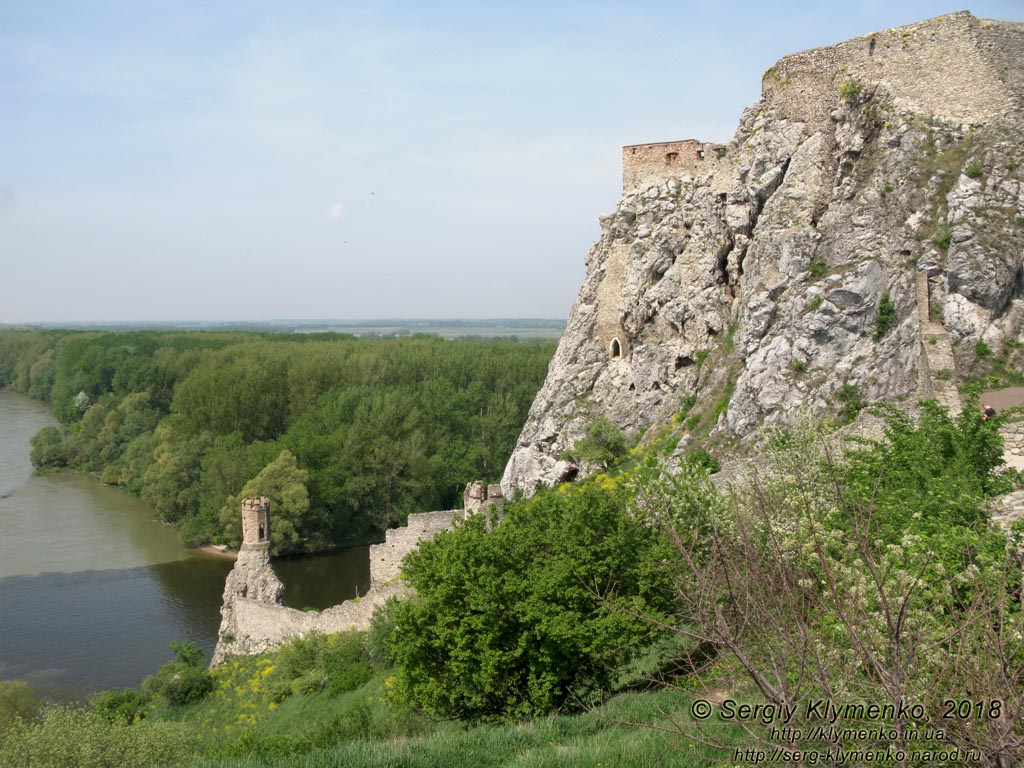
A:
[622, 140, 729, 192]
[502, 11, 1024, 496]
[212, 484, 503, 664]
[241, 496, 270, 545]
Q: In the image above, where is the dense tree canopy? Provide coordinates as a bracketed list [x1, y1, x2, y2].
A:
[1, 329, 554, 552]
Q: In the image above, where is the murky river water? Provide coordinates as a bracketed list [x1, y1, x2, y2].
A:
[0, 390, 369, 698]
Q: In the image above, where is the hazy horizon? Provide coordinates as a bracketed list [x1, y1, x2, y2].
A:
[3, 316, 567, 326]
[4, 1, 1022, 324]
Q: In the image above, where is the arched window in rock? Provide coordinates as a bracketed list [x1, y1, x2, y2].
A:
[610, 338, 622, 359]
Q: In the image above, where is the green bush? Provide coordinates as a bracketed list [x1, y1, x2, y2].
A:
[0, 681, 39, 732]
[169, 641, 204, 668]
[92, 688, 149, 726]
[653, 402, 1020, 759]
[933, 224, 952, 249]
[322, 635, 372, 696]
[965, 160, 983, 179]
[976, 339, 992, 358]
[873, 293, 897, 341]
[272, 631, 372, 698]
[367, 600, 400, 669]
[0, 706, 200, 768]
[143, 641, 214, 707]
[835, 382, 864, 424]
[275, 633, 327, 680]
[839, 76, 865, 104]
[808, 259, 828, 279]
[390, 480, 678, 721]
[162, 667, 214, 707]
[678, 393, 697, 415]
[29, 426, 67, 469]
[686, 448, 720, 474]
[560, 416, 628, 470]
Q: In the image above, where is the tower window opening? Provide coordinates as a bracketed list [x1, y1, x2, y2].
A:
[610, 338, 622, 358]
[697, 149, 706, 159]
[665, 152, 679, 164]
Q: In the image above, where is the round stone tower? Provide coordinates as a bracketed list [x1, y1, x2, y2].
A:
[241, 496, 271, 549]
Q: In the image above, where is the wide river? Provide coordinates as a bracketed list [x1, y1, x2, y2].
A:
[0, 390, 370, 698]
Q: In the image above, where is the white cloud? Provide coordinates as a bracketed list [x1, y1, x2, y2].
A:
[327, 203, 344, 220]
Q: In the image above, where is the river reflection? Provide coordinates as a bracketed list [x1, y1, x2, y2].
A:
[0, 390, 370, 697]
[0, 560, 231, 697]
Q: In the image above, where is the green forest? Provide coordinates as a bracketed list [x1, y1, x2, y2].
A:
[0, 329, 555, 552]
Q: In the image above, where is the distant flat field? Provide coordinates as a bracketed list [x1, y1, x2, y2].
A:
[304, 321, 566, 339]
[21, 319, 567, 340]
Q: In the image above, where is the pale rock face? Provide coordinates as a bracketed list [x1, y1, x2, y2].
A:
[503, 12, 1024, 496]
[211, 544, 284, 664]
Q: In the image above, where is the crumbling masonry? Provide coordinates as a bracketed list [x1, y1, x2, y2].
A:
[212, 484, 504, 664]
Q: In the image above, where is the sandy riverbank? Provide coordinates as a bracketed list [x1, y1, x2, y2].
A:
[196, 544, 238, 561]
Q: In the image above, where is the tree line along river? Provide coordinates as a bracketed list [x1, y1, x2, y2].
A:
[0, 389, 369, 699]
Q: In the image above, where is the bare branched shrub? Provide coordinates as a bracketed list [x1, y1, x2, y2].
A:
[630, 406, 1024, 766]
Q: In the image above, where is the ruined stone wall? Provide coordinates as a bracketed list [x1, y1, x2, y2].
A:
[622, 140, 729, 192]
[763, 12, 1023, 127]
[212, 582, 409, 663]
[1001, 420, 1024, 457]
[463, 481, 504, 515]
[594, 243, 629, 357]
[213, 486, 501, 664]
[368, 509, 462, 589]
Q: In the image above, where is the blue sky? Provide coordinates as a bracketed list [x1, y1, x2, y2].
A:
[2, 1, 1021, 322]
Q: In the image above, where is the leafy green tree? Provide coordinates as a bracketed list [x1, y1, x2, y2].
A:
[390, 480, 676, 721]
[29, 427, 66, 469]
[140, 425, 210, 523]
[27, 350, 56, 401]
[219, 450, 311, 554]
[6, 329, 555, 551]
[184, 432, 279, 546]
[561, 416, 629, 471]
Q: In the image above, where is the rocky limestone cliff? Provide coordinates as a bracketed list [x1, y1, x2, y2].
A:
[211, 542, 285, 664]
[503, 12, 1024, 496]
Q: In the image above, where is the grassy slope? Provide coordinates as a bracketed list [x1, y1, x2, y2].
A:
[131, 647, 742, 768]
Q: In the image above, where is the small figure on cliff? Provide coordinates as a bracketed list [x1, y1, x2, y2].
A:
[982, 403, 997, 421]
